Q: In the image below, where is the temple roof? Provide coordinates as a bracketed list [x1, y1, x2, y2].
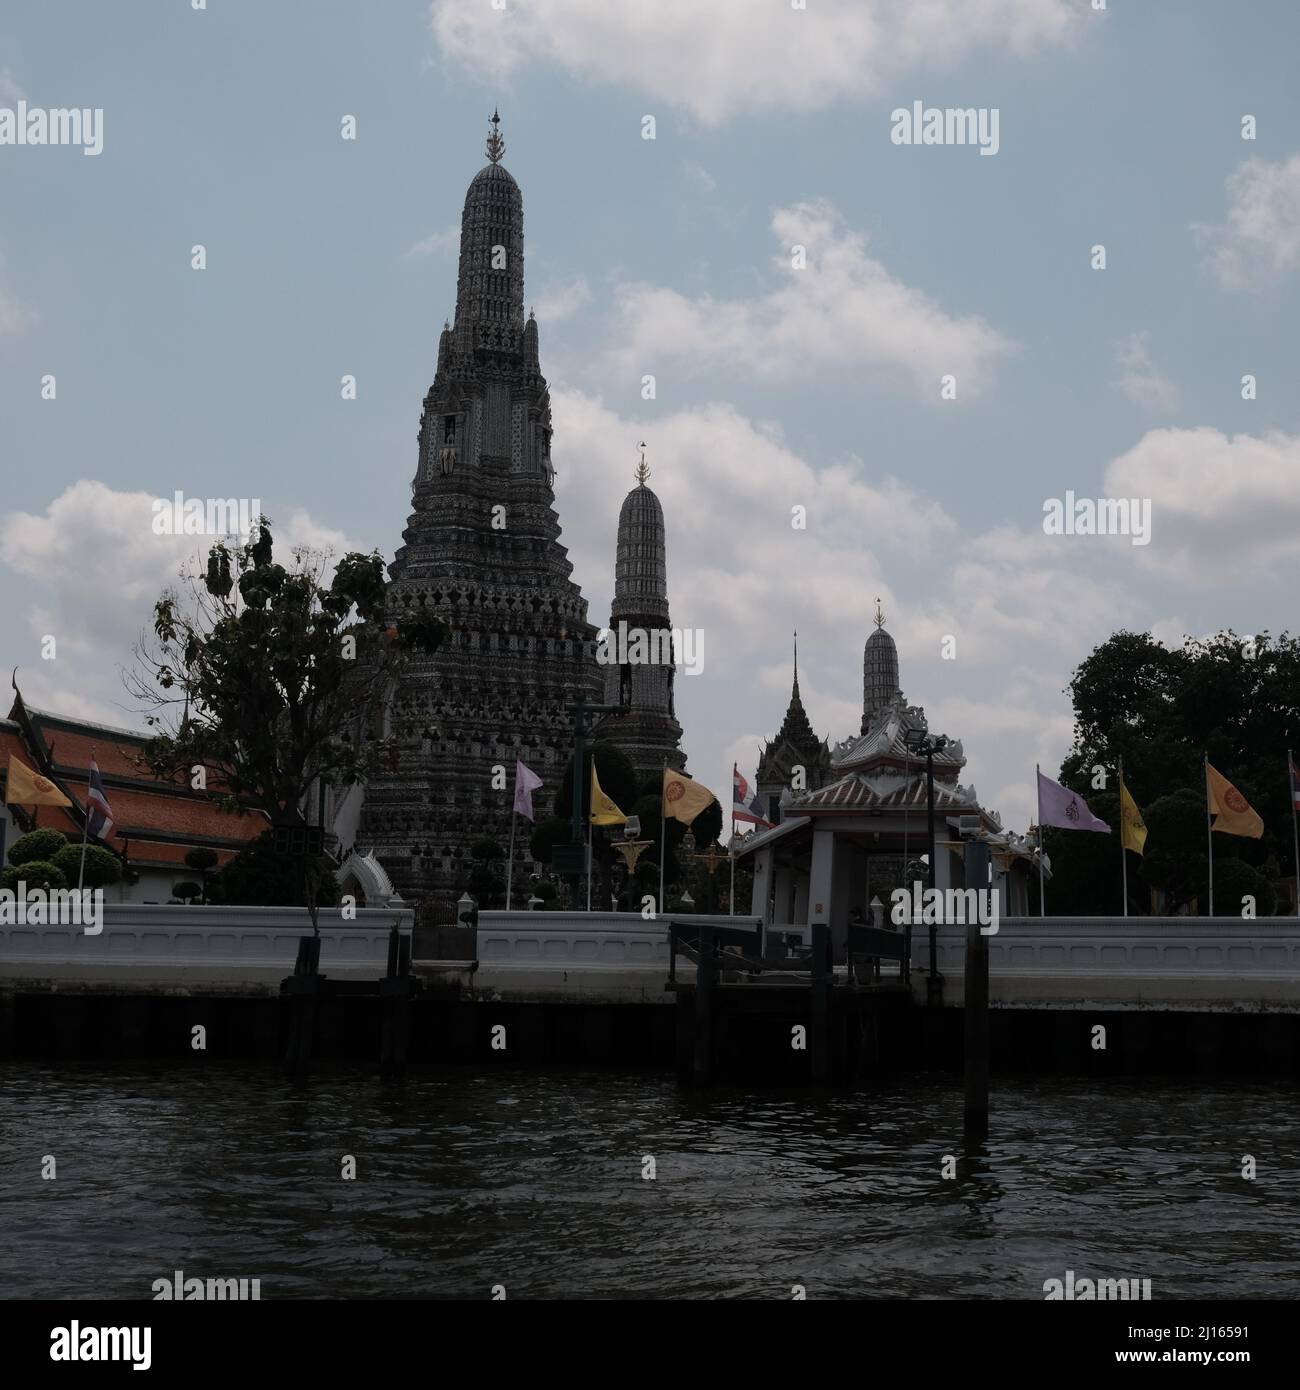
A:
[795, 769, 987, 817]
[3, 697, 265, 871]
[757, 641, 830, 780]
[832, 697, 965, 775]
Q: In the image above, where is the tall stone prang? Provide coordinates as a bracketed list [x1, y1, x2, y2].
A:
[862, 598, 902, 734]
[358, 113, 601, 899]
[594, 451, 686, 786]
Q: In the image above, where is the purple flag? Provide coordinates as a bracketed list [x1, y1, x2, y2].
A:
[513, 760, 543, 821]
[1037, 770, 1110, 833]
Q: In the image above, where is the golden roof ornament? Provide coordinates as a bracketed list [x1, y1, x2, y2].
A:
[635, 441, 650, 484]
[485, 109, 505, 164]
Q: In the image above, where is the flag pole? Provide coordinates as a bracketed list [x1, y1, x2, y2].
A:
[1290, 749, 1299, 917]
[1205, 752, 1214, 917]
[658, 757, 667, 917]
[76, 747, 94, 893]
[1036, 763, 1045, 918]
[1119, 754, 1128, 918]
[729, 767, 735, 917]
[586, 758, 594, 913]
[506, 808, 516, 911]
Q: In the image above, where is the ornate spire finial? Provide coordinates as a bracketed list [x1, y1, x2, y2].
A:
[792, 630, 801, 701]
[486, 108, 505, 164]
[874, 597, 885, 629]
[635, 441, 650, 484]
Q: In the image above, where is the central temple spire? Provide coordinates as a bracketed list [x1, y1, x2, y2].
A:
[454, 111, 524, 331]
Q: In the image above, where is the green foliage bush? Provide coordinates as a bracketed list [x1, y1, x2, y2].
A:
[8, 828, 69, 866]
[51, 843, 122, 889]
[2, 860, 68, 891]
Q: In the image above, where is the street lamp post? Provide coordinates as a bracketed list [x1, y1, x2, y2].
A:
[904, 726, 950, 1007]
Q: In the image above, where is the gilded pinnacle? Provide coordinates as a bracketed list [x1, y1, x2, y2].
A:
[486, 108, 505, 164]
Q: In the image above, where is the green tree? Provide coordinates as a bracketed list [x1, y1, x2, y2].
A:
[185, 846, 219, 903]
[1212, 856, 1277, 918]
[51, 843, 123, 890]
[131, 520, 446, 929]
[210, 831, 340, 909]
[7, 828, 69, 866]
[172, 880, 202, 903]
[2, 860, 67, 891]
[1051, 629, 1300, 913]
[1139, 790, 1208, 914]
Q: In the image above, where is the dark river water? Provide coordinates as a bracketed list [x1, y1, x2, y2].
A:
[1, 1064, 1296, 1300]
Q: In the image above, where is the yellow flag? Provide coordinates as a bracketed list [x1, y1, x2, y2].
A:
[1119, 777, 1147, 855]
[662, 768, 716, 825]
[590, 764, 627, 827]
[4, 754, 72, 808]
[1206, 762, 1264, 839]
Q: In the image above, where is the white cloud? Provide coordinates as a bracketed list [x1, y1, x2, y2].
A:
[606, 200, 1014, 398]
[1148, 616, 1190, 649]
[0, 68, 23, 104]
[429, 0, 1078, 124]
[0, 251, 36, 337]
[1195, 154, 1300, 290]
[1112, 331, 1181, 413]
[683, 162, 716, 195]
[0, 482, 360, 727]
[551, 389, 1134, 836]
[404, 224, 459, 258]
[533, 274, 592, 323]
[1104, 426, 1300, 582]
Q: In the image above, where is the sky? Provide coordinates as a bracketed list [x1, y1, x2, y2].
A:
[2, 0, 1299, 833]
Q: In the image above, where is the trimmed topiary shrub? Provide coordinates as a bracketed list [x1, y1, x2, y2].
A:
[8, 828, 70, 867]
[2, 860, 68, 891]
[51, 843, 122, 889]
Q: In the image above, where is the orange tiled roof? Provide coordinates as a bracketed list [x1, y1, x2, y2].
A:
[5, 703, 269, 861]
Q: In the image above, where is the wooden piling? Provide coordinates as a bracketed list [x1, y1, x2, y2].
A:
[693, 923, 716, 1085]
[810, 922, 830, 1082]
[963, 839, 991, 1136]
[380, 922, 416, 1078]
[283, 935, 322, 1075]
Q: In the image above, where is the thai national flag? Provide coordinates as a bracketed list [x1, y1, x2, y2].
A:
[732, 764, 772, 828]
[86, 758, 114, 841]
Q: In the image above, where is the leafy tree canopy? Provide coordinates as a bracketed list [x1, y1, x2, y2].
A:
[132, 519, 448, 822]
[1048, 629, 1300, 912]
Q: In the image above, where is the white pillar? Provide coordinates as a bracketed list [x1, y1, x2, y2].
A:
[774, 862, 793, 925]
[808, 829, 836, 954]
[934, 839, 956, 891]
[750, 847, 774, 924]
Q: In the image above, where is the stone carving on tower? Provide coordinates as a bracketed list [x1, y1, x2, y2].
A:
[862, 598, 903, 734]
[358, 113, 601, 899]
[593, 447, 686, 785]
[755, 634, 832, 824]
